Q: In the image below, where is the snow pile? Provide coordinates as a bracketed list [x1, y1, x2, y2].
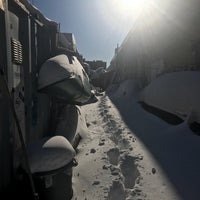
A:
[140, 71, 200, 123]
[107, 79, 141, 101]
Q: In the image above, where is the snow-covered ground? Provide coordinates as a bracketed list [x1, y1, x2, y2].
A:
[71, 76, 200, 200]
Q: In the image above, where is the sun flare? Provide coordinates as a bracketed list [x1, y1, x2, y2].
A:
[97, 0, 152, 34]
[112, 0, 150, 19]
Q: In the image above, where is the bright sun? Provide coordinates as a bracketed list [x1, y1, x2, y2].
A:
[98, 0, 151, 31]
[112, 0, 149, 18]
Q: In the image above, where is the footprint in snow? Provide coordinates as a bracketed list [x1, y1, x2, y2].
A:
[107, 180, 126, 200]
[119, 154, 140, 189]
[107, 147, 120, 166]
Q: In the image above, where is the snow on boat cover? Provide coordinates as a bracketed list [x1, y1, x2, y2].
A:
[38, 54, 92, 104]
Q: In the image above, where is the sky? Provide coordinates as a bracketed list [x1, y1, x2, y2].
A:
[32, 0, 144, 66]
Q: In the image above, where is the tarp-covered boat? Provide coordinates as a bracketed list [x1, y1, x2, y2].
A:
[38, 54, 92, 104]
[140, 71, 200, 123]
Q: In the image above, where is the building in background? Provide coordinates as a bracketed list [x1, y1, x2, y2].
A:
[86, 60, 106, 70]
[109, 0, 200, 86]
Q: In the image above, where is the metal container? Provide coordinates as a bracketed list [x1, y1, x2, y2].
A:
[26, 136, 77, 200]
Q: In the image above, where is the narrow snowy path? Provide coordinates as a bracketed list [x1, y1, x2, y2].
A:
[72, 94, 181, 200]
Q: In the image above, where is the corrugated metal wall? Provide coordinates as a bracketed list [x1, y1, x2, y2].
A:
[0, 0, 58, 192]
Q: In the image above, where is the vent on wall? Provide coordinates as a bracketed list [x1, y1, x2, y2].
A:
[11, 38, 23, 65]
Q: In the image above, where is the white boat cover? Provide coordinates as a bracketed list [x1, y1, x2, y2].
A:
[27, 136, 75, 173]
[38, 54, 92, 103]
[55, 105, 88, 143]
[38, 54, 75, 90]
[140, 71, 200, 123]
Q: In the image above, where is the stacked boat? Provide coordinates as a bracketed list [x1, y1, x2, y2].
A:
[38, 54, 92, 104]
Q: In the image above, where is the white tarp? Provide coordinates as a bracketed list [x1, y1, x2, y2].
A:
[140, 71, 200, 123]
[38, 54, 74, 90]
[27, 136, 75, 173]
